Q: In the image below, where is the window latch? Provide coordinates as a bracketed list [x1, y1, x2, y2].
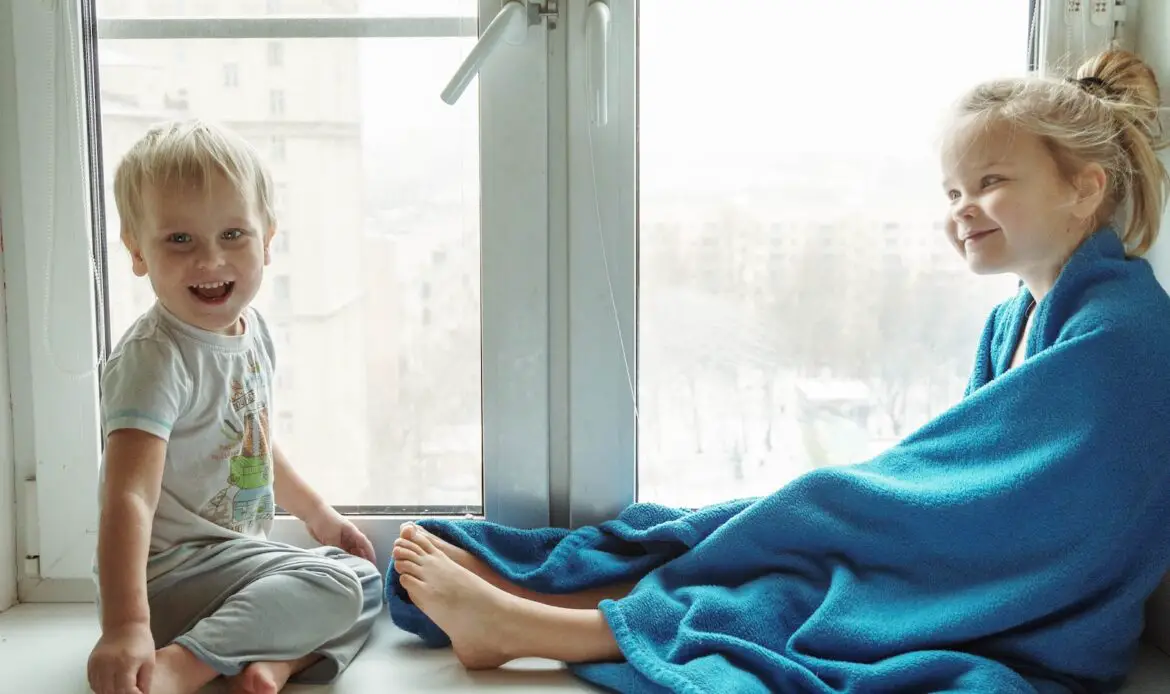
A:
[531, 0, 559, 30]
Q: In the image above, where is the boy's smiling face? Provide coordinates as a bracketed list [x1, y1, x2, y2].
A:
[127, 171, 274, 335]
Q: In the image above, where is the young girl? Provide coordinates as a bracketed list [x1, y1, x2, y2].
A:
[389, 49, 1170, 693]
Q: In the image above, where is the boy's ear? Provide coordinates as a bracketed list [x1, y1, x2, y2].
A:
[1071, 162, 1108, 221]
[123, 233, 149, 278]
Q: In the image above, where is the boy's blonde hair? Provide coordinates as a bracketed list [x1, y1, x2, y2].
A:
[951, 49, 1169, 257]
[113, 119, 277, 247]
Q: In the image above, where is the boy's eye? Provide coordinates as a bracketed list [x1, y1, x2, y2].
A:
[981, 174, 1004, 187]
[946, 190, 960, 202]
[167, 233, 191, 244]
[223, 228, 245, 240]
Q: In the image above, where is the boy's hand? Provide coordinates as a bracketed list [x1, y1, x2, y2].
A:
[306, 507, 377, 564]
[87, 622, 155, 694]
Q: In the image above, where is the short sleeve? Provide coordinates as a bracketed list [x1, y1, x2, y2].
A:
[249, 307, 277, 371]
[100, 337, 192, 441]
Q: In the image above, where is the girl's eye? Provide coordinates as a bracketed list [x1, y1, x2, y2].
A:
[168, 233, 191, 244]
[981, 175, 1004, 187]
[223, 229, 245, 240]
[947, 190, 960, 202]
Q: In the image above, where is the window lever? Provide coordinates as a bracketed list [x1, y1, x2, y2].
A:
[441, 0, 529, 105]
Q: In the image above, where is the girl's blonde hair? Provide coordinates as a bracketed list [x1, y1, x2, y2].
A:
[953, 49, 1169, 257]
[113, 119, 277, 247]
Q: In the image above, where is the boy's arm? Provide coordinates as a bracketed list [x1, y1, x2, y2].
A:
[272, 442, 332, 524]
[97, 429, 167, 631]
[273, 443, 375, 562]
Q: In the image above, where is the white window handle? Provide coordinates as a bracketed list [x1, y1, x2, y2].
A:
[586, 0, 611, 126]
[441, 0, 529, 105]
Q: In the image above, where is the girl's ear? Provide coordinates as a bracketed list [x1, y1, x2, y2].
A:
[1070, 162, 1108, 221]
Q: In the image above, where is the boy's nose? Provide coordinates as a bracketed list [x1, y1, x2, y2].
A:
[194, 246, 226, 269]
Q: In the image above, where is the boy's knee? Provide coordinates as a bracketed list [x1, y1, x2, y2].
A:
[293, 560, 364, 639]
[326, 562, 367, 622]
[346, 557, 384, 617]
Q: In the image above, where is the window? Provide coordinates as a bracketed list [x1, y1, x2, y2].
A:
[268, 89, 285, 117]
[223, 62, 238, 87]
[272, 275, 291, 306]
[274, 182, 289, 214]
[278, 410, 294, 438]
[267, 40, 283, 67]
[270, 135, 286, 162]
[87, 0, 548, 521]
[272, 228, 289, 255]
[5, 0, 554, 581]
[633, 0, 1030, 508]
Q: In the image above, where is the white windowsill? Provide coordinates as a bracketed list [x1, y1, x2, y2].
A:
[4, 602, 1170, 693]
[0, 603, 593, 693]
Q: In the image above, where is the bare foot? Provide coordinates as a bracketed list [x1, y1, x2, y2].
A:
[227, 661, 289, 694]
[396, 524, 521, 595]
[227, 654, 321, 694]
[395, 523, 636, 610]
[394, 530, 528, 669]
[150, 644, 219, 694]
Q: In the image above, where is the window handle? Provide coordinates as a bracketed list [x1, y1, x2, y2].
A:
[586, 0, 611, 126]
[441, 0, 529, 105]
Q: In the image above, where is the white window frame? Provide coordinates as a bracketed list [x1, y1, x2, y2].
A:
[0, 0, 555, 596]
[561, 0, 638, 527]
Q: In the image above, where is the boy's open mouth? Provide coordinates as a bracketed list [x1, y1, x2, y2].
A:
[189, 281, 235, 304]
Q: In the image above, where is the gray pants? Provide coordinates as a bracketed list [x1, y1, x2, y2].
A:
[145, 539, 383, 684]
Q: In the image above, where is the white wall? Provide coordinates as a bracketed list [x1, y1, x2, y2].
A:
[0, 0, 20, 612]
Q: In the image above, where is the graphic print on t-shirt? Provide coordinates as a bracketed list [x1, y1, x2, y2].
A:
[198, 350, 276, 532]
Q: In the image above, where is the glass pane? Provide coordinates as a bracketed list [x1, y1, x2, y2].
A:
[97, 0, 476, 18]
[96, 0, 483, 508]
[637, 0, 1029, 507]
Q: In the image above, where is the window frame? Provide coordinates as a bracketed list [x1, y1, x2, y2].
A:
[561, 0, 638, 528]
[0, 0, 555, 591]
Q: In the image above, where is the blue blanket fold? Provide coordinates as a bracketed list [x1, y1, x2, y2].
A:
[386, 229, 1170, 693]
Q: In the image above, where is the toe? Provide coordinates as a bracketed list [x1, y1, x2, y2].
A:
[413, 529, 439, 553]
[400, 522, 417, 539]
[401, 572, 424, 591]
[395, 538, 423, 554]
[397, 553, 429, 579]
[392, 545, 421, 563]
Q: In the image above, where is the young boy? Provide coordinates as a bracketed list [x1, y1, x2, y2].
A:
[86, 120, 383, 694]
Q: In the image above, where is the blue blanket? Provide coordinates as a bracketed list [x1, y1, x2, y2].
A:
[387, 228, 1170, 693]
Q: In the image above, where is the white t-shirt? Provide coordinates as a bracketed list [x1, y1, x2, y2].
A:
[97, 302, 277, 579]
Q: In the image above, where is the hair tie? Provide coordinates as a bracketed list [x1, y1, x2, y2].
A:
[1069, 76, 1114, 98]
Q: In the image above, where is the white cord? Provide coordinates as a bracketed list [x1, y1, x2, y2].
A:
[584, 98, 639, 420]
